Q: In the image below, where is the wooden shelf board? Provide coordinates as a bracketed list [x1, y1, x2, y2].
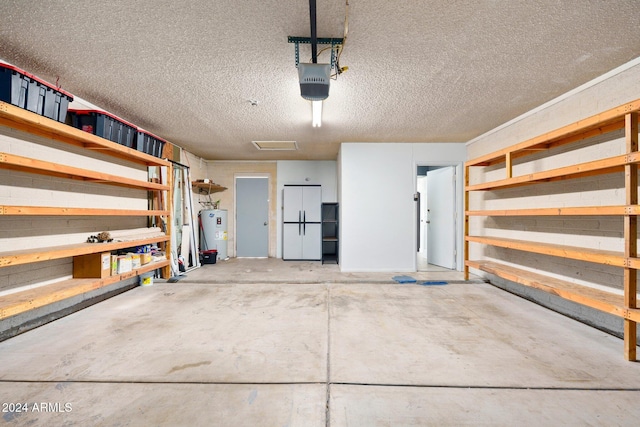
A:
[466, 235, 628, 267]
[466, 98, 640, 167]
[0, 152, 169, 191]
[0, 206, 169, 216]
[191, 182, 227, 194]
[0, 235, 170, 268]
[0, 259, 169, 320]
[466, 260, 640, 322]
[466, 205, 640, 216]
[466, 153, 637, 192]
[0, 101, 170, 167]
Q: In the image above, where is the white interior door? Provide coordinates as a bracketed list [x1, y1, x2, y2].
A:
[427, 166, 456, 269]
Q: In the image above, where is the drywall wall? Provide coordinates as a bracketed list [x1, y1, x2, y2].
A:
[465, 57, 640, 338]
[276, 161, 337, 258]
[339, 143, 466, 272]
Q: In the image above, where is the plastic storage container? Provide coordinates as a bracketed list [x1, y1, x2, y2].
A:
[68, 109, 137, 148]
[200, 249, 217, 264]
[0, 62, 73, 122]
[139, 271, 154, 286]
[136, 129, 167, 158]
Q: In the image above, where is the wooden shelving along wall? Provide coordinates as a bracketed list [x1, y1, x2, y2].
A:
[0, 101, 173, 324]
[464, 98, 640, 361]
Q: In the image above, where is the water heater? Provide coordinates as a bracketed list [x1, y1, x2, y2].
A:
[200, 209, 228, 260]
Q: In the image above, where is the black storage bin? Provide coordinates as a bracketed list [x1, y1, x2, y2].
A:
[136, 129, 167, 158]
[68, 109, 137, 148]
[200, 250, 217, 264]
[0, 62, 73, 122]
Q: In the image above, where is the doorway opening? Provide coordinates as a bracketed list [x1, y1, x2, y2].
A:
[235, 176, 270, 258]
[416, 164, 460, 272]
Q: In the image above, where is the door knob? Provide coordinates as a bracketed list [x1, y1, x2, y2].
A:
[264, 222, 268, 226]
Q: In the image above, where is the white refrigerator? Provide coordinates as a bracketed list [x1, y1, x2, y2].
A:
[283, 185, 322, 260]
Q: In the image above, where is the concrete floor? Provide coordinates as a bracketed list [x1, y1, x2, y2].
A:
[0, 259, 639, 426]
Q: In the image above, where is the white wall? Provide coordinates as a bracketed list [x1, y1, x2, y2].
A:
[339, 143, 466, 272]
[276, 160, 337, 258]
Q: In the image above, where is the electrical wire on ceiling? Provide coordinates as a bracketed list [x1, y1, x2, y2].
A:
[310, 0, 349, 79]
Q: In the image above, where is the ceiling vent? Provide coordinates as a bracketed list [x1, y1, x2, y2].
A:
[252, 141, 299, 151]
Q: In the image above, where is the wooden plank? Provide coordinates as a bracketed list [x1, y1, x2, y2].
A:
[466, 152, 639, 192]
[472, 121, 626, 168]
[466, 98, 640, 167]
[0, 205, 169, 216]
[192, 181, 227, 194]
[0, 152, 169, 191]
[465, 235, 626, 267]
[0, 101, 169, 167]
[0, 259, 169, 319]
[624, 111, 638, 361]
[505, 152, 513, 179]
[0, 235, 170, 268]
[466, 260, 640, 323]
[466, 205, 640, 216]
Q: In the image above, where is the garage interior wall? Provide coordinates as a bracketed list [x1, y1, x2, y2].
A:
[466, 57, 640, 338]
[338, 142, 466, 272]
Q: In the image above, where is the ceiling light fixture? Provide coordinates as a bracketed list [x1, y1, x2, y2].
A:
[312, 100, 322, 127]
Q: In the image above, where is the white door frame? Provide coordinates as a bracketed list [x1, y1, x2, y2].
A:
[413, 161, 464, 272]
[234, 173, 272, 258]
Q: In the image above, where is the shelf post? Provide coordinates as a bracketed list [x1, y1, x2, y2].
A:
[464, 164, 470, 280]
[160, 163, 173, 279]
[624, 111, 638, 361]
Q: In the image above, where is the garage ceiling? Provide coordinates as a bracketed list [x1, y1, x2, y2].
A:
[1, 1, 639, 161]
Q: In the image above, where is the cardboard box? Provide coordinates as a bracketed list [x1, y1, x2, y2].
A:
[117, 255, 132, 274]
[141, 253, 152, 265]
[73, 252, 111, 278]
[130, 253, 141, 269]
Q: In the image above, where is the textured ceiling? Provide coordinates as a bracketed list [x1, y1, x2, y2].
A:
[1, 1, 639, 160]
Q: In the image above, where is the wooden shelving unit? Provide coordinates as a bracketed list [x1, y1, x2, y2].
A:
[0, 101, 173, 321]
[464, 98, 640, 361]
